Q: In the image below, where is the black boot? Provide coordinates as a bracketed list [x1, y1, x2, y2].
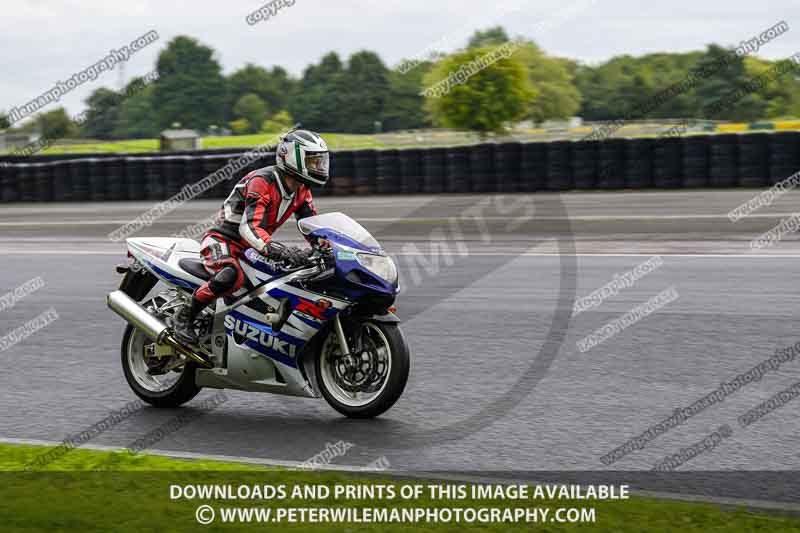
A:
[172, 295, 207, 346]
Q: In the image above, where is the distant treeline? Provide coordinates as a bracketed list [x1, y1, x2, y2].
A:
[2, 26, 799, 140]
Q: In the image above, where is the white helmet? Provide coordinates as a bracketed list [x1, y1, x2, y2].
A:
[276, 129, 330, 187]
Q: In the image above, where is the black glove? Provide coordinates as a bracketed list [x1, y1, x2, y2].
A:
[266, 242, 310, 266]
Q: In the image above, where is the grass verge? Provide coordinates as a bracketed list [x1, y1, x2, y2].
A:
[0, 443, 797, 532]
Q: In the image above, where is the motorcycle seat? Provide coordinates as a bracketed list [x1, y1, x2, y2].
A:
[178, 258, 211, 281]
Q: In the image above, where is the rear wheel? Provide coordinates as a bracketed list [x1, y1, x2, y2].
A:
[316, 320, 410, 418]
[120, 294, 201, 408]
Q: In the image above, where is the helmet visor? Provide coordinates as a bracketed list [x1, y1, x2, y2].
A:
[305, 152, 329, 177]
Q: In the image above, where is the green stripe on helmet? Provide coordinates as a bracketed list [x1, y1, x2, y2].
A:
[294, 142, 303, 173]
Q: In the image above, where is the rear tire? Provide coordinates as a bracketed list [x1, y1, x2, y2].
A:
[316, 321, 410, 419]
[121, 324, 201, 408]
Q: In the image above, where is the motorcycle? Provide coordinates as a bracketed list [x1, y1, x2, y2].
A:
[106, 212, 410, 418]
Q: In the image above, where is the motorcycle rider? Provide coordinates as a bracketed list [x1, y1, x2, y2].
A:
[172, 129, 330, 345]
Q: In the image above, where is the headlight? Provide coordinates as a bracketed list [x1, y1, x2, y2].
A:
[356, 253, 398, 283]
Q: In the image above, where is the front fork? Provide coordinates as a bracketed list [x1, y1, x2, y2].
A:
[333, 315, 351, 357]
[333, 314, 367, 358]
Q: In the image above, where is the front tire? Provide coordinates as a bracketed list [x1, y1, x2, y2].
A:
[316, 320, 410, 418]
[121, 324, 201, 408]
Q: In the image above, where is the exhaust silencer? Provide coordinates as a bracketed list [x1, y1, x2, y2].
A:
[107, 290, 170, 343]
[106, 290, 212, 368]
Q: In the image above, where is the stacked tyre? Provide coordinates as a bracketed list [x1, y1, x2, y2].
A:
[51, 161, 71, 202]
[89, 158, 108, 201]
[399, 149, 423, 194]
[470, 143, 495, 193]
[681, 136, 709, 188]
[105, 157, 126, 201]
[494, 142, 522, 192]
[354, 149, 378, 194]
[183, 157, 205, 199]
[737, 134, 769, 188]
[768, 132, 800, 185]
[69, 159, 91, 202]
[16, 164, 36, 202]
[376, 149, 401, 195]
[545, 141, 573, 191]
[597, 139, 627, 189]
[143, 157, 165, 200]
[571, 140, 597, 190]
[125, 157, 147, 201]
[653, 138, 682, 188]
[33, 163, 54, 202]
[445, 146, 471, 193]
[0, 163, 17, 202]
[625, 138, 654, 188]
[520, 142, 547, 192]
[422, 148, 447, 194]
[163, 157, 186, 197]
[331, 151, 355, 195]
[708, 134, 739, 187]
[200, 156, 225, 199]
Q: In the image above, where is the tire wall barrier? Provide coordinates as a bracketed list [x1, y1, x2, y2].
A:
[571, 140, 597, 190]
[546, 141, 573, 191]
[709, 134, 739, 188]
[770, 131, 800, 185]
[1, 132, 798, 202]
[625, 138, 653, 189]
[520, 142, 547, 192]
[681, 136, 709, 188]
[493, 142, 522, 193]
[421, 147, 446, 194]
[653, 137, 683, 188]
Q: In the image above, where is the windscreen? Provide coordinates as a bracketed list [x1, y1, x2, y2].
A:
[298, 212, 380, 249]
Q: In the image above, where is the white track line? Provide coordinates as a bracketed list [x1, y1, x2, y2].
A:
[1, 437, 798, 514]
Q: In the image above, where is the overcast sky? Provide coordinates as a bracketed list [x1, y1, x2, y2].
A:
[2, 0, 798, 118]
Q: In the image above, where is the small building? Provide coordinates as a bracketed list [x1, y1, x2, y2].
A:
[159, 129, 201, 152]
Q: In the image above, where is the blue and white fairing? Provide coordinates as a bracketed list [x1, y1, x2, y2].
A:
[123, 212, 398, 398]
[297, 212, 400, 300]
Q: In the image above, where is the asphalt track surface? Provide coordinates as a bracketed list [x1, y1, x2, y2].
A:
[2, 191, 800, 500]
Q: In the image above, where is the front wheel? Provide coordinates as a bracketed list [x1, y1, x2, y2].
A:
[317, 320, 410, 418]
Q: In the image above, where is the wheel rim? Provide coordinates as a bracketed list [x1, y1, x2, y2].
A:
[320, 322, 392, 408]
[127, 327, 182, 393]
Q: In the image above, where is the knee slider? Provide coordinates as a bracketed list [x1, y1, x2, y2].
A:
[209, 265, 238, 294]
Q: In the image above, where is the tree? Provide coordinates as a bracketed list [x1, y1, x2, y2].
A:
[261, 110, 294, 133]
[467, 27, 510, 49]
[574, 51, 701, 121]
[227, 64, 296, 120]
[692, 45, 766, 121]
[80, 88, 123, 139]
[289, 52, 348, 131]
[36, 108, 76, 139]
[153, 36, 228, 130]
[233, 93, 268, 134]
[744, 56, 800, 118]
[0, 113, 9, 130]
[339, 51, 391, 133]
[113, 80, 159, 139]
[515, 42, 581, 122]
[382, 62, 432, 130]
[423, 46, 534, 135]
